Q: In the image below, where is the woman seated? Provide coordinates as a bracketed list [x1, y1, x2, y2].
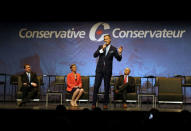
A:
[66, 64, 84, 106]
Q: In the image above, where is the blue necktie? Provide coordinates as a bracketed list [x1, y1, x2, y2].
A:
[27, 73, 30, 82]
[105, 46, 109, 56]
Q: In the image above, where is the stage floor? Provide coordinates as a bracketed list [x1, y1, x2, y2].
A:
[0, 102, 190, 112]
[1, 102, 191, 129]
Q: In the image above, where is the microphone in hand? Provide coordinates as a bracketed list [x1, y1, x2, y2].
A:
[102, 43, 107, 50]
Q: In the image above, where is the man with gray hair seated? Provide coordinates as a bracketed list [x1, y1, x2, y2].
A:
[114, 68, 135, 108]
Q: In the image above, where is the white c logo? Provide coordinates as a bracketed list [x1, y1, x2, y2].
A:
[89, 22, 110, 42]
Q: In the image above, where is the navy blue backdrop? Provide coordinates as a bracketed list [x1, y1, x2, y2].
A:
[1, 21, 191, 101]
[0, 21, 190, 77]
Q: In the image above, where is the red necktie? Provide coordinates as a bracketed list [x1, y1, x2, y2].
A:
[124, 75, 127, 83]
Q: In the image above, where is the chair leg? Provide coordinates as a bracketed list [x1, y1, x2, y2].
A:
[114, 101, 116, 108]
[61, 94, 62, 105]
[157, 102, 160, 109]
[181, 103, 184, 109]
[15, 86, 17, 100]
[46, 94, 48, 108]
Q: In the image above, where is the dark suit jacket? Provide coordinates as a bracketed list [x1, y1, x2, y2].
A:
[21, 71, 39, 87]
[114, 75, 136, 92]
[94, 45, 122, 75]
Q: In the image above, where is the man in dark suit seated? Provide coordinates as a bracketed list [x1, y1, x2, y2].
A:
[17, 64, 39, 106]
[114, 68, 135, 108]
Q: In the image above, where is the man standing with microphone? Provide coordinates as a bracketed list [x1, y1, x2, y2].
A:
[92, 34, 123, 109]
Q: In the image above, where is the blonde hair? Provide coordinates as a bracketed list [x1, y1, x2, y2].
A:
[125, 68, 131, 72]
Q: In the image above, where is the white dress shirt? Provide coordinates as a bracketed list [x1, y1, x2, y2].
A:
[26, 72, 31, 82]
[99, 44, 111, 56]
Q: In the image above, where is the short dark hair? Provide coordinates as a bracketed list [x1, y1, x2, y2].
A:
[70, 64, 76, 70]
[24, 64, 30, 69]
[104, 34, 111, 38]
